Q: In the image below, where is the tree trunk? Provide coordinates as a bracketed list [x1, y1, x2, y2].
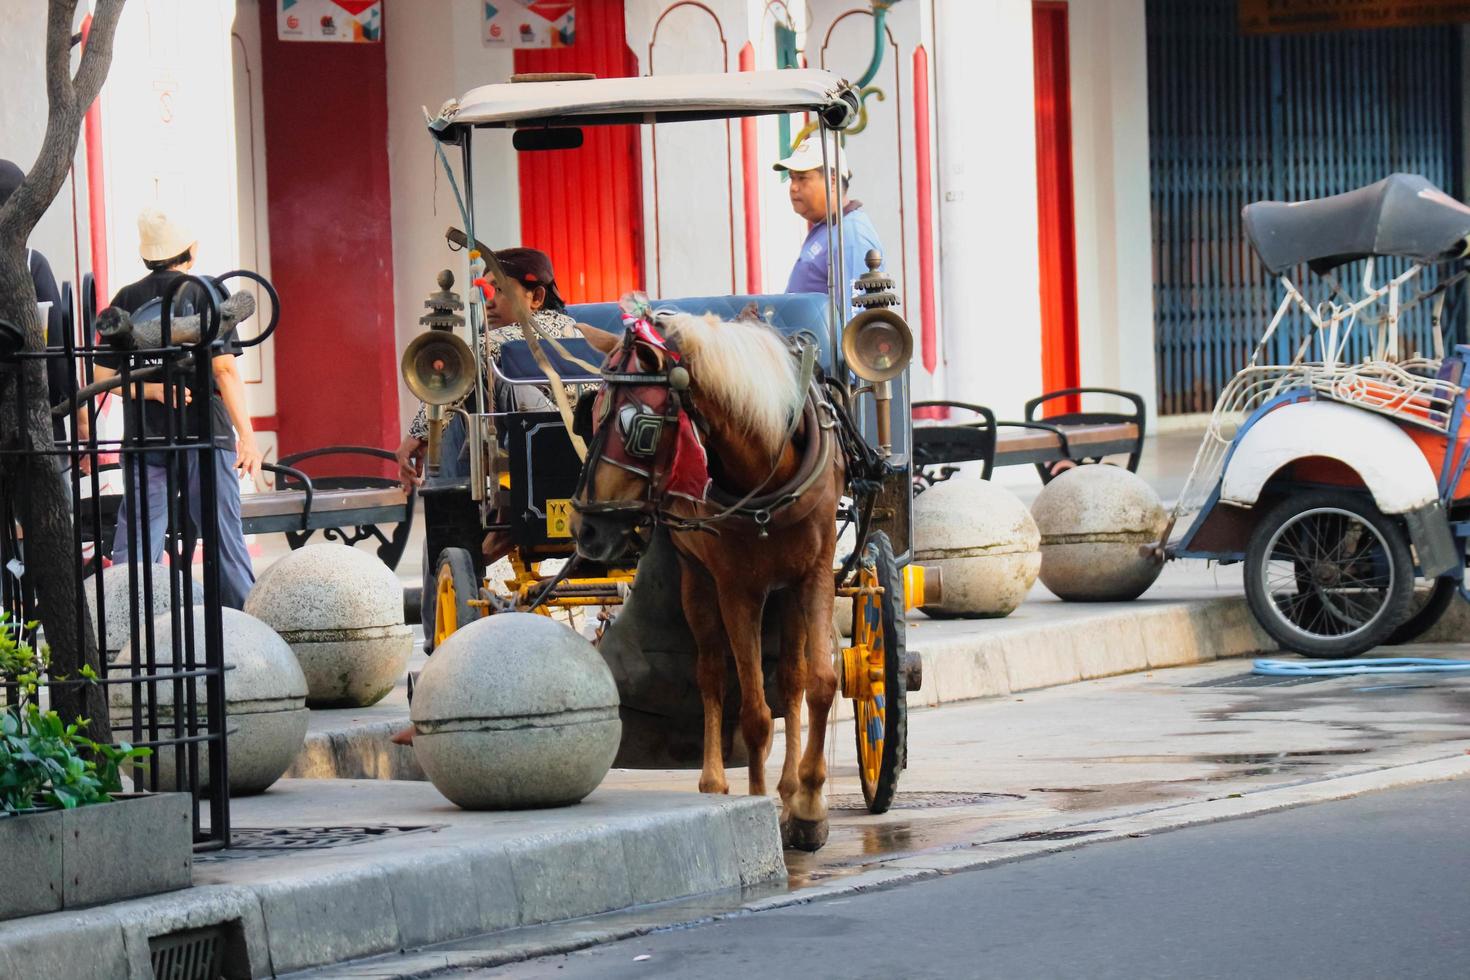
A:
[0, 255, 109, 738]
[0, 0, 126, 740]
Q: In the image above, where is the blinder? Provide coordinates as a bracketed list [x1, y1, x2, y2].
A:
[572, 331, 689, 524]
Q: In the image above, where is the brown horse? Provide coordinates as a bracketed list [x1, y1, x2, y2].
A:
[571, 311, 842, 851]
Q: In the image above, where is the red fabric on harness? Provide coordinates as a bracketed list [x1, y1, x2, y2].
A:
[667, 413, 709, 502]
[598, 327, 709, 503]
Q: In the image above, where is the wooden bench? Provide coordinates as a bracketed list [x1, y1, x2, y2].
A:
[84, 446, 416, 571]
[913, 388, 1146, 490]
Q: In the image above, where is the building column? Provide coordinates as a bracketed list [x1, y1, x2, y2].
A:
[933, 0, 1044, 418]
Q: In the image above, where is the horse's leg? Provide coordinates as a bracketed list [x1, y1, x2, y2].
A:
[716, 584, 773, 797]
[680, 558, 730, 795]
[785, 570, 838, 851]
[773, 589, 808, 815]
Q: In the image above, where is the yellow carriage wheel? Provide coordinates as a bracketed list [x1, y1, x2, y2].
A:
[846, 529, 907, 814]
[430, 547, 482, 650]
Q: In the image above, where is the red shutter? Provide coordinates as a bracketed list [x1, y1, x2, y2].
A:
[515, 2, 643, 304]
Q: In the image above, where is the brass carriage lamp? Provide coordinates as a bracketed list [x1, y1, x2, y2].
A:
[842, 249, 913, 456]
[402, 270, 476, 478]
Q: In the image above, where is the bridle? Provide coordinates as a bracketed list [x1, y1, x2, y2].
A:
[570, 328, 696, 535]
[572, 317, 829, 540]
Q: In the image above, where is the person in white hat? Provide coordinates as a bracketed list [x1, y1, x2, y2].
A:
[90, 207, 259, 608]
[775, 138, 885, 308]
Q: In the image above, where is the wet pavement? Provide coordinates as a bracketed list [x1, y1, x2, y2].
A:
[602, 647, 1470, 890]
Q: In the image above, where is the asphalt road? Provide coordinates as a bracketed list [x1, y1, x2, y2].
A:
[479, 778, 1470, 980]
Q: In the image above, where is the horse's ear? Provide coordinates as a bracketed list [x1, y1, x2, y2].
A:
[633, 338, 668, 373]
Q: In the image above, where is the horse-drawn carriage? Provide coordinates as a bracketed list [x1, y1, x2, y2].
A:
[1160, 174, 1470, 659]
[404, 68, 929, 839]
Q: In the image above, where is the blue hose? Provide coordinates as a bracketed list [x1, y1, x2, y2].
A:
[1253, 657, 1470, 676]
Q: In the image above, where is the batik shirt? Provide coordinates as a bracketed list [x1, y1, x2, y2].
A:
[408, 308, 585, 440]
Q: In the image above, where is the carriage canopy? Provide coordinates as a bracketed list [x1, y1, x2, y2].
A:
[1242, 173, 1470, 275]
[429, 68, 858, 135]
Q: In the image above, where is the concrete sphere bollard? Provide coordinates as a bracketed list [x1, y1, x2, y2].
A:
[112, 607, 309, 795]
[411, 612, 621, 810]
[1030, 466, 1167, 602]
[84, 563, 204, 662]
[914, 479, 1041, 618]
[244, 543, 413, 708]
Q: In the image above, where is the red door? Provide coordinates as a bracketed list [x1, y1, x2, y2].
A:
[515, 2, 643, 304]
[1032, 2, 1080, 413]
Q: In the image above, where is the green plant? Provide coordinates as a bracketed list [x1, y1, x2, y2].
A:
[0, 612, 149, 814]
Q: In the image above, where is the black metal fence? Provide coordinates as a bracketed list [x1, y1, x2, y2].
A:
[1, 271, 276, 849]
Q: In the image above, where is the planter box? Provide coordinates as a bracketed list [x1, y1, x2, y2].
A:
[0, 793, 192, 921]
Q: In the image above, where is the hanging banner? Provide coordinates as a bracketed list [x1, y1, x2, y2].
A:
[483, 1, 575, 48]
[278, 0, 382, 43]
[1240, 0, 1470, 34]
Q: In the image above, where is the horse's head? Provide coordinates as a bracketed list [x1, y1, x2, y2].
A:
[570, 328, 694, 563]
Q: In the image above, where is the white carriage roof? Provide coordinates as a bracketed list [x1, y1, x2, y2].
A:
[429, 68, 856, 132]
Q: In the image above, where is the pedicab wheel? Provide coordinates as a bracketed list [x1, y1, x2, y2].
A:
[1387, 576, 1459, 645]
[427, 547, 481, 650]
[846, 529, 907, 814]
[1244, 490, 1413, 659]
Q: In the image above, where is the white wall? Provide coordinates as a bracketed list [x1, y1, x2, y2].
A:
[231, 0, 277, 444]
[0, 3, 93, 304]
[385, 0, 517, 433]
[101, 0, 242, 296]
[1067, 0, 1157, 419]
[932, 0, 1043, 419]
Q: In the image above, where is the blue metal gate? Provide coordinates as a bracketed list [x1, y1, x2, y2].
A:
[1148, 1, 1464, 415]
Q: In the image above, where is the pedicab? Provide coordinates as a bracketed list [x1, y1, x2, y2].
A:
[1159, 174, 1470, 658]
[404, 68, 930, 824]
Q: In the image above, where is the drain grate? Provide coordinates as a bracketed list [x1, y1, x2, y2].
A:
[150, 925, 227, 980]
[1188, 672, 1335, 688]
[197, 825, 442, 861]
[996, 829, 1104, 842]
[828, 791, 1024, 811]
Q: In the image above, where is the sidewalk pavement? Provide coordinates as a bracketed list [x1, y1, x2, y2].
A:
[0, 785, 783, 979]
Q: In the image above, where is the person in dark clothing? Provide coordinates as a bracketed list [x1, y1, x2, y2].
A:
[0, 159, 78, 447]
[92, 208, 259, 608]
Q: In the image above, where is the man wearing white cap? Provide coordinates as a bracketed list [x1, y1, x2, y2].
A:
[775, 138, 885, 306]
[92, 208, 259, 608]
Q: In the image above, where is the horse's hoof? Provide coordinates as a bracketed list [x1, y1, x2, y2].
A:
[780, 816, 829, 852]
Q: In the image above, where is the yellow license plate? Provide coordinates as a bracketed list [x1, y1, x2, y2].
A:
[546, 498, 572, 538]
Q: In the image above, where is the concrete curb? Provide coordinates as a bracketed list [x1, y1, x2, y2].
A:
[0, 793, 783, 979]
[286, 595, 1274, 775]
[282, 754, 1470, 979]
[287, 720, 424, 782]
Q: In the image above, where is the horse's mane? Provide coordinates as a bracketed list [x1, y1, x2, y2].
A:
[658, 312, 801, 453]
